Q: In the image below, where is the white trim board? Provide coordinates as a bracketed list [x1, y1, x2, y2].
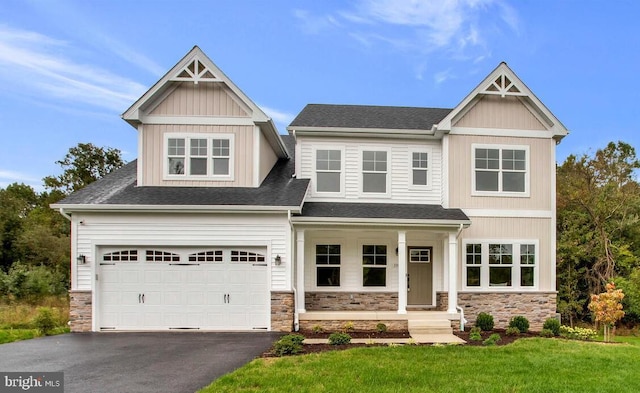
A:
[463, 209, 552, 218]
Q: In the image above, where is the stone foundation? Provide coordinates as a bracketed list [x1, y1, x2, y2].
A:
[456, 291, 557, 329]
[305, 292, 398, 311]
[271, 291, 294, 332]
[69, 290, 92, 332]
[299, 319, 407, 332]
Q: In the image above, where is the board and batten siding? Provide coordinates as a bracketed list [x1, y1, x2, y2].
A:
[140, 124, 254, 187]
[458, 216, 553, 291]
[453, 95, 546, 130]
[148, 82, 250, 117]
[448, 135, 554, 211]
[258, 129, 278, 184]
[72, 213, 290, 292]
[297, 137, 443, 204]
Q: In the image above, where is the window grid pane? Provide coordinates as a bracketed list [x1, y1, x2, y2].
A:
[316, 150, 341, 192]
[316, 244, 340, 287]
[489, 244, 512, 265]
[474, 147, 526, 193]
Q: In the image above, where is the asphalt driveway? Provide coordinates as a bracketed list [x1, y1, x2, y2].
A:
[0, 332, 281, 393]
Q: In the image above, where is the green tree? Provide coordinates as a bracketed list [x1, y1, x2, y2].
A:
[43, 143, 124, 195]
[556, 141, 640, 323]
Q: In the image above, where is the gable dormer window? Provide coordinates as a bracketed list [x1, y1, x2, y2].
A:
[315, 148, 343, 194]
[165, 133, 234, 180]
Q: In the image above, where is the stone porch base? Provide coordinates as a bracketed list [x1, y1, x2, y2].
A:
[69, 290, 92, 332]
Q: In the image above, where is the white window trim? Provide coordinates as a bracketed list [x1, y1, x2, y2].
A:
[359, 147, 392, 198]
[313, 146, 345, 197]
[314, 243, 342, 288]
[408, 147, 433, 191]
[462, 239, 539, 291]
[471, 143, 530, 198]
[163, 133, 235, 181]
[360, 241, 390, 288]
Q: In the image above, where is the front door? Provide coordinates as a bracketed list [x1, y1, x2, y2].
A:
[407, 247, 433, 305]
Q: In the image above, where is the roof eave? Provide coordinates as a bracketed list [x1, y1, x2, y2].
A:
[290, 216, 472, 227]
[51, 203, 303, 214]
[287, 126, 443, 139]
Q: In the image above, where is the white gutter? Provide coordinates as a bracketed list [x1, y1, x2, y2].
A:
[58, 208, 72, 221]
[287, 210, 300, 331]
[292, 217, 471, 227]
[50, 204, 303, 213]
[455, 223, 466, 329]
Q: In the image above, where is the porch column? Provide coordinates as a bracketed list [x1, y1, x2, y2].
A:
[447, 232, 458, 314]
[397, 231, 407, 314]
[296, 229, 306, 313]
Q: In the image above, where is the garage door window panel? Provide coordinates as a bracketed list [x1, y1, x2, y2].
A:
[146, 250, 180, 262]
[103, 250, 138, 262]
[231, 250, 266, 263]
[188, 250, 223, 262]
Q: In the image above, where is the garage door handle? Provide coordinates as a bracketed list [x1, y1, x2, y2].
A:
[227, 294, 230, 303]
[138, 293, 141, 303]
[142, 294, 145, 304]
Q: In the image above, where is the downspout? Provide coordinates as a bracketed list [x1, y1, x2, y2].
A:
[455, 223, 466, 331]
[288, 210, 300, 331]
[59, 208, 72, 222]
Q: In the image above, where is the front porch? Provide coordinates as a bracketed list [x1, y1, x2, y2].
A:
[298, 310, 465, 343]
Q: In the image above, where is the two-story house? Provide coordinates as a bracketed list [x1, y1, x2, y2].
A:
[53, 46, 567, 334]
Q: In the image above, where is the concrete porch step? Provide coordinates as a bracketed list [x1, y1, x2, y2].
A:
[408, 319, 453, 335]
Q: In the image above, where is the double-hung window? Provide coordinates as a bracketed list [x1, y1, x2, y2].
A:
[165, 134, 233, 179]
[473, 145, 528, 195]
[362, 150, 388, 194]
[362, 245, 387, 287]
[464, 241, 537, 289]
[412, 152, 429, 186]
[315, 149, 342, 193]
[316, 245, 341, 287]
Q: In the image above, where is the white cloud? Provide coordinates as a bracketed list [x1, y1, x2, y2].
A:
[0, 25, 147, 111]
[0, 169, 42, 190]
[434, 69, 455, 84]
[259, 104, 296, 130]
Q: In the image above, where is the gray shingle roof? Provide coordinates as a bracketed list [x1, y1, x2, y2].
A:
[55, 135, 309, 208]
[297, 202, 469, 222]
[289, 104, 452, 130]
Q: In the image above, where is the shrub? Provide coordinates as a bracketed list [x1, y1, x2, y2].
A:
[376, 323, 388, 333]
[469, 331, 482, 341]
[475, 312, 494, 331]
[328, 332, 351, 345]
[469, 326, 481, 334]
[33, 307, 56, 335]
[483, 333, 501, 346]
[273, 334, 305, 356]
[543, 318, 561, 336]
[508, 316, 530, 333]
[342, 321, 355, 332]
[311, 325, 324, 334]
[559, 325, 597, 341]
[505, 327, 520, 336]
[539, 329, 555, 338]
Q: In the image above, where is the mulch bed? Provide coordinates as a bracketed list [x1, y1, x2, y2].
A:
[261, 329, 541, 357]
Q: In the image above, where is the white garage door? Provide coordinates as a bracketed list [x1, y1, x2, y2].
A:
[98, 247, 269, 331]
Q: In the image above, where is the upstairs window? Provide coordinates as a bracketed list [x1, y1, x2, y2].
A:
[473, 145, 528, 195]
[165, 134, 233, 180]
[315, 149, 342, 193]
[362, 150, 388, 194]
[411, 150, 430, 187]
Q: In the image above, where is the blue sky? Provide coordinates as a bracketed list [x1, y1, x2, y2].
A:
[1, 0, 639, 190]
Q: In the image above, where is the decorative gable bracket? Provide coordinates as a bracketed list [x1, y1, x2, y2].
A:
[482, 74, 526, 98]
[170, 57, 219, 84]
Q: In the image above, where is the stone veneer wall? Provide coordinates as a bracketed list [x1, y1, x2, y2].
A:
[271, 291, 294, 332]
[436, 291, 557, 329]
[305, 292, 398, 311]
[299, 319, 408, 332]
[69, 290, 92, 332]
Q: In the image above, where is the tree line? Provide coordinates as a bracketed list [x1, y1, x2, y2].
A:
[1, 141, 639, 325]
[0, 143, 123, 302]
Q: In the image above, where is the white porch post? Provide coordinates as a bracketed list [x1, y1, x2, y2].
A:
[447, 232, 458, 314]
[397, 231, 407, 314]
[296, 229, 306, 313]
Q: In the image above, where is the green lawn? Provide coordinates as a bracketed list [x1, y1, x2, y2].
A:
[200, 337, 640, 393]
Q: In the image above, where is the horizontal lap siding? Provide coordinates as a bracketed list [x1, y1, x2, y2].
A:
[149, 83, 250, 117]
[141, 124, 254, 186]
[298, 137, 442, 204]
[74, 213, 289, 291]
